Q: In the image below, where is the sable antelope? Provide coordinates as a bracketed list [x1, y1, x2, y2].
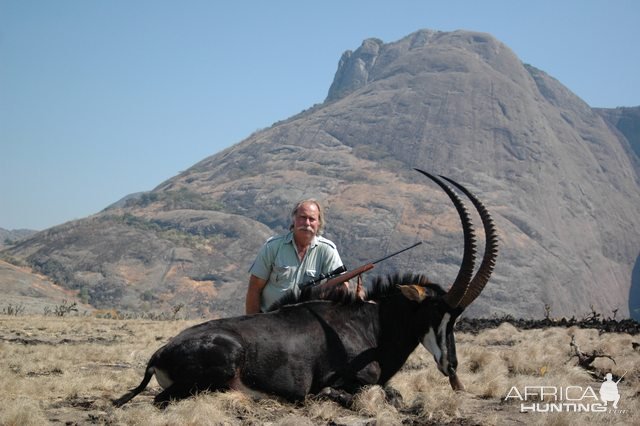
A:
[113, 169, 498, 408]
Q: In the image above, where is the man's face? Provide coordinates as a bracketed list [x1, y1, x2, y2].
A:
[293, 202, 320, 238]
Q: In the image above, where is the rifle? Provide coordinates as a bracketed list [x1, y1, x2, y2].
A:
[615, 371, 628, 384]
[297, 241, 423, 290]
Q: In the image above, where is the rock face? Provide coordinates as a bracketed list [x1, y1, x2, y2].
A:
[596, 106, 640, 160]
[594, 106, 640, 320]
[2, 30, 639, 319]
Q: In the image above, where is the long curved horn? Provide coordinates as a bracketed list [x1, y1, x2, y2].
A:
[441, 176, 499, 308]
[414, 169, 476, 308]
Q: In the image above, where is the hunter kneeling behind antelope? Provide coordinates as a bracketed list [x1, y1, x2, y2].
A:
[113, 169, 499, 408]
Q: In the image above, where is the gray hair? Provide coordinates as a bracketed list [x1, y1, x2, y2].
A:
[289, 199, 325, 235]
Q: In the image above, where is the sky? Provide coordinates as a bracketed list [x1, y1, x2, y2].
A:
[1, 0, 638, 231]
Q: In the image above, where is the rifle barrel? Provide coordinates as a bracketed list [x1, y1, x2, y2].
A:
[371, 241, 423, 265]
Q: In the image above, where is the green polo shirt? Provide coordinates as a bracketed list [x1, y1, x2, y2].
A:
[249, 231, 344, 312]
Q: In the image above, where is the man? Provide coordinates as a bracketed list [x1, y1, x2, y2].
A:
[245, 199, 345, 314]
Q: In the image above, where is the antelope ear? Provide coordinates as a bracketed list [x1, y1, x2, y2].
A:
[399, 285, 429, 302]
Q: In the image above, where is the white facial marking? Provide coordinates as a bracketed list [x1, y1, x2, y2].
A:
[421, 313, 452, 374]
[422, 329, 441, 361]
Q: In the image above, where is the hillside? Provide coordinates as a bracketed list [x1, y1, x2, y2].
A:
[2, 29, 639, 319]
[0, 228, 37, 248]
[0, 260, 90, 314]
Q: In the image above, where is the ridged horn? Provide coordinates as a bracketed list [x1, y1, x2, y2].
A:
[441, 176, 499, 308]
[414, 169, 476, 308]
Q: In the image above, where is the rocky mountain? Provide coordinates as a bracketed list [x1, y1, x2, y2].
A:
[2, 30, 639, 319]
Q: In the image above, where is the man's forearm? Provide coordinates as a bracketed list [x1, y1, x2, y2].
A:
[245, 289, 261, 314]
[245, 275, 267, 314]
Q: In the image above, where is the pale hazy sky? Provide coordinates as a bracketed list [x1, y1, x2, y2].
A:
[1, 0, 638, 230]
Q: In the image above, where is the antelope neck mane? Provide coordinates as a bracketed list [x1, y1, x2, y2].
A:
[268, 273, 446, 312]
[369, 273, 446, 300]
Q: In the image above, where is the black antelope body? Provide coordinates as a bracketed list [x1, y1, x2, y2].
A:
[113, 169, 498, 408]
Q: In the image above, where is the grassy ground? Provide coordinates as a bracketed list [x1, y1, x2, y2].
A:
[0, 315, 638, 425]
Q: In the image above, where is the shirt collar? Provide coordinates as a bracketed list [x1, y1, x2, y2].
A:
[285, 231, 318, 248]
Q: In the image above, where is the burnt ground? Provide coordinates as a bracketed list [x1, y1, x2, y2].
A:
[457, 316, 640, 335]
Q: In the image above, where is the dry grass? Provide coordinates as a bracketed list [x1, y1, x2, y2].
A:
[0, 315, 638, 425]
